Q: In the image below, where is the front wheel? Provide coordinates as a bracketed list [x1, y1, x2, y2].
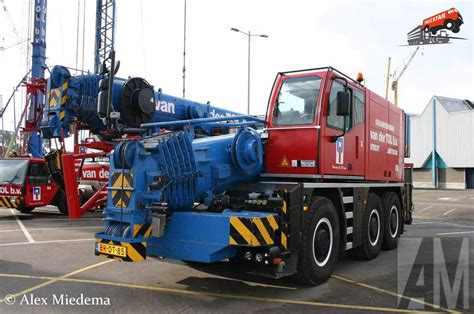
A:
[296, 196, 340, 286]
[17, 206, 35, 213]
[452, 26, 460, 33]
[444, 19, 454, 30]
[54, 189, 69, 215]
[354, 193, 384, 260]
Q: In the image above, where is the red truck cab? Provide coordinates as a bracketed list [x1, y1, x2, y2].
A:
[0, 157, 64, 213]
[422, 7, 463, 34]
[264, 67, 405, 182]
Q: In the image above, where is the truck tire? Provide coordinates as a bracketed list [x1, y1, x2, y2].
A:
[444, 19, 454, 30]
[54, 189, 69, 215]
[452, 26, 460, 33]
[296, 196, 340, 286]
[354, 193, 384, 260]
[423, 26, 430, 33]
[381, 192, 401, 250]
[17, 206, 35, 213]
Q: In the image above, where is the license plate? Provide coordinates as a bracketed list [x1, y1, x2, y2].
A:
[97, 243, 127, 257]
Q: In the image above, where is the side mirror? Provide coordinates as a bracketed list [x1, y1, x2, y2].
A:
[336, 91, 350, 116]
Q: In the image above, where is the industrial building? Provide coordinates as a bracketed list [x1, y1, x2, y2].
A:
[406, 96, 474, 189]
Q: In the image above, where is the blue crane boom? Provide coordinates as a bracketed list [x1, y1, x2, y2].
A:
[40, 66, 243, 140]
[25, 0, 47, 157]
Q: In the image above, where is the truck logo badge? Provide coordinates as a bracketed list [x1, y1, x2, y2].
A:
[406, 8, 466, 46]
[33, 187, 41, 201]
[280, 156, 290, 167]
[336, 137, 344, 165]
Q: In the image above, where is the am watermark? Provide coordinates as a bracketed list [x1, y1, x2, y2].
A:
[398, 237, 470, 310]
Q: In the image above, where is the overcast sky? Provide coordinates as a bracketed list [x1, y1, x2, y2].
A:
[0, 0, 472, 131]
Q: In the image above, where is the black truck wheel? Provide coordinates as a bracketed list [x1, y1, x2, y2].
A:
[354, 193, 384, 260]
[296, 196, 340, 286]
[54, 189, 69, 215]
[444, 19, 454, 30]
[17, 206, 35, 213]
[381, 192, 401, 250]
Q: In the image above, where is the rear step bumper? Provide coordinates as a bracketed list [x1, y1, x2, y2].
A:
[95, 210, 279, 263]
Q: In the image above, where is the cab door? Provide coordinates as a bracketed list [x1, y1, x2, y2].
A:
[321, 78, 366, 178]
[264, 73, 325, 176]
[25, 162, 57, 206]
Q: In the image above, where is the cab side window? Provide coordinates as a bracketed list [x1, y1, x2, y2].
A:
[353, 90, 365, 125]
[327, 81, 352, 130]
[29, 163, 50, 185]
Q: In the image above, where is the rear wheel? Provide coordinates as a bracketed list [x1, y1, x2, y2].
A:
[296, 196, 340, 286]
[354, 193, 384, 260]
[381, 192, 401, 250]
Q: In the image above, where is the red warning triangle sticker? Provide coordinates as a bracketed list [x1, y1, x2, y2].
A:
[280, 155, 290, 167]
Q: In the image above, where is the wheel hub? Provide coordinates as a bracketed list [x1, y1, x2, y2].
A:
[389, 205, 399, 238]
[315, 229, 330, 260]
[312, 218, 333, 267]
[368, 209, 380, 246]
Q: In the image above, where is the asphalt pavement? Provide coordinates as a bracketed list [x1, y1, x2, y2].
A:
[0, 189, 473, 313]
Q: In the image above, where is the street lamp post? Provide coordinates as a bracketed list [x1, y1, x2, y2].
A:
[230, 28, 268, 115]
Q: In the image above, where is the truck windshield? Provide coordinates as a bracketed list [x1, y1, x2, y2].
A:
[0, 159, 29, 185]
[273, 75, 322, 126]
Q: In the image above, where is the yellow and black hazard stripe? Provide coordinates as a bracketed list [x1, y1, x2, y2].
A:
[110, 171, 133, 208]
[0, 196, 18, 208]
[49, 88, 61, 108]
[275, 189, 290, 251]
[95, 238, 147, 262]
[132, 224, 152, 239]
[229, 215, 278, 247]
[49, 82, 68, 120]
[59, 81, 68, 121]
[61, 81, 68, 105]
[280, 224, 288, 250]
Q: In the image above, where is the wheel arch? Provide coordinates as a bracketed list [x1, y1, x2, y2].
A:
[368, 187, 402, 204]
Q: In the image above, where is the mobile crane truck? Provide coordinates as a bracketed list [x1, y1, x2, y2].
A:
[95, 67, 413, 285]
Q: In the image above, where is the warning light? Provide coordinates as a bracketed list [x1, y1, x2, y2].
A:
[356, 72, 364, 83]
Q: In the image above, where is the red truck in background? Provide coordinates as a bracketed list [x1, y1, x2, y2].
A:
[0, 155, 108, 215]
[422, 7, 463, 34]
[0, 158, 64, 213]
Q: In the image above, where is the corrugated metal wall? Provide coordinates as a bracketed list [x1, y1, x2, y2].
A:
[436, 104, 474, 167]
[406, 97, 474, 168]
[406, 103, 432, 167]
